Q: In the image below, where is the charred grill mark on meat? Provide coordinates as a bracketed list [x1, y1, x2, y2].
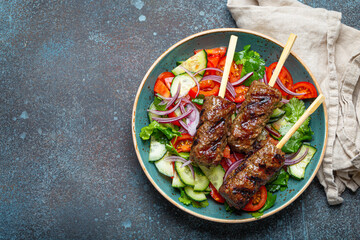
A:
[189, 95, 236, 166]
[219, 139, 285, 209]
[227, 81, 282, 154]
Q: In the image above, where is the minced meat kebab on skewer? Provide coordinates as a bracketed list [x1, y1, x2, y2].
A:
[227, 81, 282, 154]
[220, 94, 325, 209]
[189, 36, 238, 167]
[228, 33, 297, 155]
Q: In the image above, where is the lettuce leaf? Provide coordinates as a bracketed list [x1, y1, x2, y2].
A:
[233, 45, 265, 86]
[279, 98, 313, 153]
[266, 169, 289, 192]
[139, 121, 182, 142]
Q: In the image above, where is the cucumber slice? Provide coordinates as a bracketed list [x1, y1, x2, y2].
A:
[154, 153, 174, 177]
[148, 101, 160, 122]
[170, 73, 202, 97]
[184, 186, 207, 202]
[149, 136, 167, 161]
[271, 116, 289, 131]
[270, 108, 285, 119]
[194, 169, 210, 191]
[199, 165, 225, 191]
[288, 144, 317, 180]
[172, 170, 186, 188]
[176, 61, 184, 66]
[172, 50, 207, 76]
[175, 161, 195, 186]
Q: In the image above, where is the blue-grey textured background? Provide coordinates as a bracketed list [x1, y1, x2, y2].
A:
[0, 0, 359, 239]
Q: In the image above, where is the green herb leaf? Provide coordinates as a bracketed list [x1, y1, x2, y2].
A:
[153, 97, 167, 111]
[258, 192, 277, 213]
[278, 98, 313, 153]
[266, 169, 289, 193]
[233, 45, 265, 86]
[165, 143, 190, 160]
[250, 211, 264, 219]
[224, 202, 235, 213]
[178, 188, 192, 205]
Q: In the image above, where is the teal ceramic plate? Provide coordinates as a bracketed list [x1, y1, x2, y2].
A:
[132, 29, 328, 223]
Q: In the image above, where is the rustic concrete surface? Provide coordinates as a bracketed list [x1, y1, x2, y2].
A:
[1, 0, 359, 239]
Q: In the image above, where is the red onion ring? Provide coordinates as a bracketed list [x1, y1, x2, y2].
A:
[178, 65, 200, 97]
[224, 160, 245, 180]
[193, 67, 223, 76]
[181, 160, 192, 168]
[265, 125, 281, 138]
[152, 108, 193, 123]
[281, 98, 290, 104]
[276, 77, 305, 96]
[164, 156, 195, 179]
[263, 71, 268, 84]
[284, 148, 309, 165]
[148, 99, 182, 115]
[166, 83, 181, 109]
[201, 75, 236, 98]
[231, 72, 254, 86]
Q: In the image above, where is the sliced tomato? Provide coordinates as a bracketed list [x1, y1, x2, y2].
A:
[242, 185, 267, 212]
[209, 182, 225, 203]
[266, 62, 293, 97]
[171, 133, 193, 153]
[291, 82, 317, 99]
[154, 72, 174, 98]
[234, 85, 249, 103]
[168, 104, 181, 127]
[188, 80, 220, 99]
[217, 56, 242, 83]
[205, 55, 221, 75]
[223, 145, 231, 159]
[194, 47, 227, 58]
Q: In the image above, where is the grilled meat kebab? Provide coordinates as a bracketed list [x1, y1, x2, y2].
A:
[219, 138, 285, 209]
[227, 81, 282, 154]
[189, 95, 236, 166]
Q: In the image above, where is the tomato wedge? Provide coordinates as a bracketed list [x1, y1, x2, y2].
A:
[234, 85, 249, 103]
[171, 133, 193, 153]
[266, 62, 293, 97]
[242, 185, 267, 212]
[188, 80, 220, 99]
[217, 56, 242, 83]
[209, 182, 225, 203]
[154, 72, 174, 98]
[291, 82, 317, 99]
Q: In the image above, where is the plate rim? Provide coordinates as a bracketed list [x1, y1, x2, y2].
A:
[131, 28, 328, 223]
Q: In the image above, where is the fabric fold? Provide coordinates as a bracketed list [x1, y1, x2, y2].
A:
[227, 0, 360, 205]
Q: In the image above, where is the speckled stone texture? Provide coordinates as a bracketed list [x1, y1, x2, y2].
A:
[0, 0, 359, 239]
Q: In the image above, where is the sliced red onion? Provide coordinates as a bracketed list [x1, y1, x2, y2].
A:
[152, 108, 193, 123]
[193, 67, 223, 76]
[201, 75, 236, 98]
[178, 118, 190, 132]
[281, 98, 290, 104]
[148, 99, 182, 115]
[225, 158, 232, 167]
[156, 94, 172, 100]
[224, 160, 245, 180]
[181, 160, 192, 168]
[231, 72, 253, 86]
[185, 103, 200, 136]
[233, 152, 244, 162]
[164, 156, 194, 179]
[159, 100, 167, 106]
[166, 83, 181, 109]
[179, 65, 200, 97]
[265, 125, 281, 138]
[263, 72, 268, 84]
[164, 156, 187, 163]
[284, 148, 309, 165]
[179, 102, 186, 113]
[178, 127, 188, 133]
[284, 146, 302, 159]
[276, 77, 305, 96]
[236, 103, 242, 109]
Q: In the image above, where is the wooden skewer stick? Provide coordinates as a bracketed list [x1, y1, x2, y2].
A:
[268, 33, 297, 87]
[276, 94, 325, 149]
[218, 35, 238, 98]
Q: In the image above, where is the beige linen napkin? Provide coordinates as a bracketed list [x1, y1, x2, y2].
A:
[227, 0, 360, 205]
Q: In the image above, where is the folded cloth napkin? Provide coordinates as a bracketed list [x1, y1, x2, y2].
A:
[227, 0, 360, 205]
